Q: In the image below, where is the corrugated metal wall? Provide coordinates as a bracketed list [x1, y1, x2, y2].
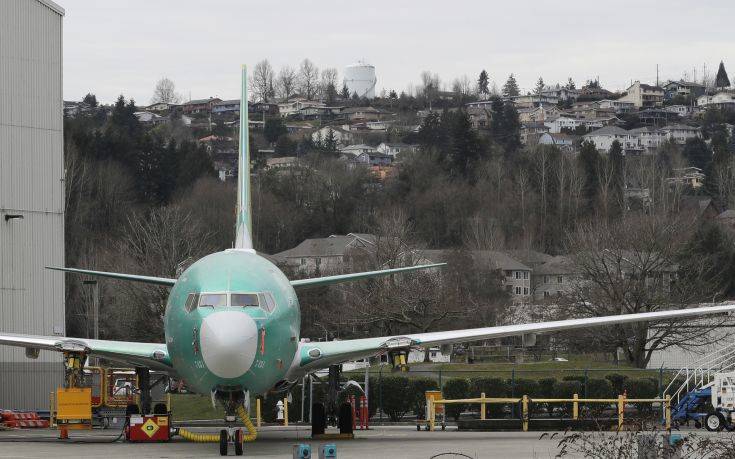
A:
[0, 0, 65, 410]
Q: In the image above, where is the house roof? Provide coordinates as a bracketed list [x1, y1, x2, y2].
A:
[534, 256, 580, 275]
[661, 124, 699, 131]
[214, 99, 240, 106]
[503, 250, 554, 267]
[342, 106, 381, 114]
[273, 234, 376, 259]
[584, 126, 629, 137]
[185, 97, 220, 105]
[419, 250, 530, 271]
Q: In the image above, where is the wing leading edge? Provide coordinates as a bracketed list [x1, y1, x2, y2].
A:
[0, 333, 173, 372]
[294, 303, 735, 373]
[46, 267, 177, 286]
[290, 263, 446, 289]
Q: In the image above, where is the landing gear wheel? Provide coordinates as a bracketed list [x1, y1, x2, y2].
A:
[694, 420, 701, 429]
[234, 429, 244, 456]
[219, 429, 228, 456]
[705, 412, 725, 432]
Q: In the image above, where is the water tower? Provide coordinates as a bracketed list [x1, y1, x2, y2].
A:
[343, 61, 376, 99]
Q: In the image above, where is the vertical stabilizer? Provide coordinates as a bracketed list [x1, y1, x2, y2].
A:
[235, 65, 253, 250]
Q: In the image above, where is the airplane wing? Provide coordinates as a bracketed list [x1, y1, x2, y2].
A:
[290, 263, 446, 289]
[0, 333, 173, 372]
[294, 303, 735, 374]
[46, 267, 177, 286]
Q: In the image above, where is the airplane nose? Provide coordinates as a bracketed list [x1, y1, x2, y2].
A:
[199, 310, 258, 379]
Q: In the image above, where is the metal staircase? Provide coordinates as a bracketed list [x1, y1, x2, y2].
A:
[663, 342, 735, 407]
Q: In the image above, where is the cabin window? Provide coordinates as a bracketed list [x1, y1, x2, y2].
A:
[231, 293, 259, 307]
[199, 293, 227, 308]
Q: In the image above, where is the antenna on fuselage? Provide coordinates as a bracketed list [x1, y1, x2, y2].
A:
[235, 65, 254, 250]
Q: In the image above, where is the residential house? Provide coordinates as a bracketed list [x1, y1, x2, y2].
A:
[133, 111, 166, 125]
[272, 233, 377, 275]
[663, 80, 706, 100]
[181, 97, 222, 114]
[343, 106, 382, 122]
[465, 100, 494, 110]
[568, 101, 616, 120]
[545, 116, 608, 134]
[667, 167, 705, 189]
[250, 102, 280, 117]
[146, 102, 175, 112]
[660, 124, 700, 144]
[532, 256, 580, 301]
[520, 122, 550, 145]
[212, 99, 240, 115]
[664, 105, 691, 117]
[420, 250, 533, 302]
[511, 94, 560, 109]
[583, 126, 639, 152]
[540, 87, 579, 102]
[628, 126, 666, 150]
[597, 99, 636, 114]
[538, 132, 576, 151]
[339, 144, 378, 156]
[697, 92, 735, 110]
[619, 81, 664, 108]
[637, 108, 681, 125]
[266, 156, 298, 170]
[278, 98, 325, 117]
[356, 152, 393, 166]
[467, 107, 491, 129]
[312, 126, 353, 147]
[517, 105, 562, 123]
[576, 85, 614, 101]
[376, 142, 417, 157]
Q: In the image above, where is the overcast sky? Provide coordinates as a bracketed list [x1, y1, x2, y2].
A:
[60, 0, 734, 104]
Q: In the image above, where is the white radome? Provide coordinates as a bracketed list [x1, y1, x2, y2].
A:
[344, 61, 377, 99]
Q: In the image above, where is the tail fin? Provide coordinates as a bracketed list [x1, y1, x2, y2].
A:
[235, 65, 253, 250]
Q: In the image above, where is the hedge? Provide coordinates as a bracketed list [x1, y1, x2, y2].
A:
[442, 378, 469, 421]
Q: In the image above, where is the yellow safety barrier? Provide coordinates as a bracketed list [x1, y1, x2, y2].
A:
[283, 397, 289, 427]
[179, 406, 258, 443]
[427, 394, 672, 432]
[256, 399, 262, 428]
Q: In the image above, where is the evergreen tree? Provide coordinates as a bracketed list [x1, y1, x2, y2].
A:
[565, 78, 576, 90]
[534, 77, 545, 96]
[389, 90, 398, 100]
[502, 74, 520, 97]
[322, 129, 338, 156]
[264, 118, 287, 144]
[489, 97, 521, 155]
[82, 93, 98, 107]
[716, 61, 731, 89]
[341, 84, 350, 100]
[325, 82, 337, 105]
[609, 140, 625, 214]
[683, 137, 712, 171]
[578, 140, 601, 212]
[478, 70, 490, 97]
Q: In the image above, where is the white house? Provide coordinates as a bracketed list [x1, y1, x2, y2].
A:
[619, 81, 665, 108]
[538, 132, 576, 151]
[665, 105, 691, 116]
[660, 124, 700, 144]
[340, 144, 378, 155]
[376, 142, 417, 157]
[311, 126, 353, 147]
[697, 92, 735, 110]
[583, 126, 637, 152]
[597, 99, 636, 113]
[278, 98, 325, 117]
[545, 116, 582, 133]
[628, 127, 666, 150]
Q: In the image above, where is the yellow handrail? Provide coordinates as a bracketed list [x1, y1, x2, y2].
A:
[427, 393, 671, 432]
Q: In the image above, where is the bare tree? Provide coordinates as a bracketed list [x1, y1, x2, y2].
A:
[320, 68, 338, 92]
[298, 59, 319, 100]
[252, 59, 275, 102]
[276, 66, 297, 101]
[560, 213, 733, 368]
[150, 77, 182, 104]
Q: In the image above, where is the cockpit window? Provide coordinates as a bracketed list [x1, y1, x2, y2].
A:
[185, 293, 199, 312]
[199, 293, 227, 308]
[259, 292, 276, 313]
[231, 293, 259, 307]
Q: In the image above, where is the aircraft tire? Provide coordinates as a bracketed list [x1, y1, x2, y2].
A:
[234, 429, 244, 456]
[312, 403, 326, 436]
[219, 429, 228, 456]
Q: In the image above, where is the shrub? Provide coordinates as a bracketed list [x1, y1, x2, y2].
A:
[562, 375, 586, 385]
[442, 378, 470, 421]
[553, 381, 583, 417]
[538, 378, 557, 398]
[605, 373, 629, 395]
[379, 376, 412, 422]
[586, 378, 614, 399]
[409, 377, 439, 420]
[511, 378, 540, 397]
[622, 378, 659, 414]
[470, 378, 509, 417]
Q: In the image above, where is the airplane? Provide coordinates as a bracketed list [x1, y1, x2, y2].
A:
[2, 66, 735, 455]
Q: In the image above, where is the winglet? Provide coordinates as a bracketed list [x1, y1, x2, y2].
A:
[46, 267, 177, 286]
[290, 263, 446, 289]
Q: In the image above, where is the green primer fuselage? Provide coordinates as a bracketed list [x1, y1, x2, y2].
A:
[164, 249, 299, 395]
